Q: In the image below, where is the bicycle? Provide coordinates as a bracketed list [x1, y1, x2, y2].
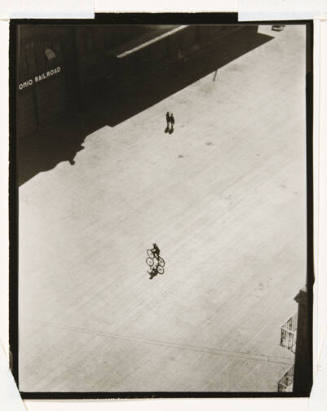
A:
[146, 248, 165, 277]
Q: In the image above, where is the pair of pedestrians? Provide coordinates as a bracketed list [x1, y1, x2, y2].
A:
[165, 112, 175, 134]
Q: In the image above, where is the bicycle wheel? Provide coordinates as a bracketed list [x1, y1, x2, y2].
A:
[147, 249, 154, 259]
[152, 257, 158, 266]
[158, 266, 164, 275]
[158, 257, 165, 267]
[146, 257, 154, 266]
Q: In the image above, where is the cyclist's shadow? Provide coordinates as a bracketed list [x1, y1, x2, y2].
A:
[149, 270, 158, 280]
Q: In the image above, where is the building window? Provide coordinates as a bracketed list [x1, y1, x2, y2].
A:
[44, 48, 56, 61]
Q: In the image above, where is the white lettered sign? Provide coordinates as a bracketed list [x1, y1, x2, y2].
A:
[18, 66, 62, 90]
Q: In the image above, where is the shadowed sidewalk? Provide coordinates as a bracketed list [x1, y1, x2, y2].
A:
[17, 26, 272, 186]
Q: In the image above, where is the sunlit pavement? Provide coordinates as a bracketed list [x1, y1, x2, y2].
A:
[19, 26, 306, 392]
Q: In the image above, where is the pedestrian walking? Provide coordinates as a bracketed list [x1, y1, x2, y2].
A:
[165, 112, 170, 133]
[169, 113, 175, 134]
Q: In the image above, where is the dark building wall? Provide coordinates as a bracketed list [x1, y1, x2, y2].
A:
[15, 24, 259, 140]
[17, 24, 272, 186]
[15, 25, 178, 138]
[16, 25, 80, 138]
[293, 287, 313, 395]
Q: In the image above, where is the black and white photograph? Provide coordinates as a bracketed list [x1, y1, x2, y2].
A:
[11, 18, 313, 397]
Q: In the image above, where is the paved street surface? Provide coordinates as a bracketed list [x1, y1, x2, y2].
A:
[19, 25, 306, 392]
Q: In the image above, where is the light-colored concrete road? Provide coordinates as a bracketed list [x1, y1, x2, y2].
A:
[19, 25, 306, 392]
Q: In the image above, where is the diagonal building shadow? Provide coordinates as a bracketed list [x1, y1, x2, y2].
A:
[17, 26, 273, 186]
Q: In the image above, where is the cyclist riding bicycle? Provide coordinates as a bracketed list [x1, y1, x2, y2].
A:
[151, 243, 160, 257]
